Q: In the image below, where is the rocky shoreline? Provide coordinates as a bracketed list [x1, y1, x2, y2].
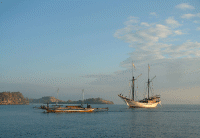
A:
[0, 92, 29, 105]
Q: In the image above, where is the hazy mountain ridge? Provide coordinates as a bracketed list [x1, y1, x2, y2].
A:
[29, 96, 114, 104]
[29, 96, 64, 103]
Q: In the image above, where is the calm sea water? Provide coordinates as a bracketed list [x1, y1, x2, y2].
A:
[0, 104, 200, 138]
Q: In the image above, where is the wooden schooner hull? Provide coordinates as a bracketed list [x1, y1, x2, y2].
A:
[118, 94, 161, 108]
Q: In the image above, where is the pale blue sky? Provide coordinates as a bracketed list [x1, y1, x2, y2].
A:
[1, 0, 200, 104]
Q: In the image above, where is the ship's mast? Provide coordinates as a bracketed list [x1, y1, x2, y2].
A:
[131, 62, 142, 101]
[132, 61, 133, 77]
[148, 64, 150, 99]
[131, 61, 134, 100]
[82, 89, 84, 105]
[56, 88, 59, 106]
[147, 64, 156, 99]
[132, 76, 135, 100]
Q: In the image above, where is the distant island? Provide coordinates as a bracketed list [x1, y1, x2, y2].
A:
[0, 92, 114, 105]
[0, 92, 29, 105]
[29, 96, 114, 104]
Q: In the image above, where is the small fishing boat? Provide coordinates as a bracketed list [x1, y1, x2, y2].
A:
[45, 89, 108, 113]
[46, 105, 95, 113]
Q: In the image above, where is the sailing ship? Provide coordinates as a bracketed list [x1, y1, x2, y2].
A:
[118, 64, 161, 108]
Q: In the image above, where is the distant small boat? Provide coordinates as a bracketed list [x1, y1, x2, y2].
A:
[118, 64, 161, 108]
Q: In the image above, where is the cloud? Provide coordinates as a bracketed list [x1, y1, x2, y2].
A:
[114, 16, 200, 63]
[116, 24, 171, 44]
[152, 24, 172, 38]
[193, 20, 200, 24]
[197, 27, 200, 31]
[174, 30, 184, 35]
[124, 16, 140, 25]
[141, 22, 150, 27]
[181, 14, 196, 19]
[114, 17, 174, 48]
[181, 13, 200, 19]
[150, 12, 158, 17]
[165, 41, 200, 58]
[175, 3, 195, 10]
[166, 17, 181, 28]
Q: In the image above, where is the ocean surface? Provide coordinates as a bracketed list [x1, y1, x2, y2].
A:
[0, 104, 200, 138]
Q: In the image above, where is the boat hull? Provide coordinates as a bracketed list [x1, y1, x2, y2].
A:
[118, 95, 161, 108]
[46, 108, 94, 113]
